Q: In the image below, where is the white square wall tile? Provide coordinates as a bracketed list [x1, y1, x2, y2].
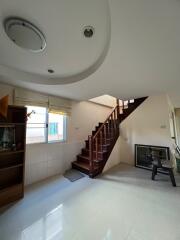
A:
[26, 144, 48, 163]
[26, 162, 48, 185]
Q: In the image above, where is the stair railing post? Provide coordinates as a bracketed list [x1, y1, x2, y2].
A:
[116, 108, 118, 129]
[113, 110, 116, 131]
[107, 119, 110, 136]
[104, 124, 107, 145]
[96, 136, 98, 161]
[112, 114, 114, 134]
[89, 135, 94, 173]
[116, 99, 120, 117]
[100, 130, 103, 152]
[114, 111, 116, 131]
[110, 114, 112, 133]
[111, 114, 115, 135]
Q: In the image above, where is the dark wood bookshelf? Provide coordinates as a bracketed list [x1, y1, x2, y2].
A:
[0, 105, 26, 207]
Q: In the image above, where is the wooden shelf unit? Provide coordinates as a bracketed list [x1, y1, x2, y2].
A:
[0, 105, 26, 207]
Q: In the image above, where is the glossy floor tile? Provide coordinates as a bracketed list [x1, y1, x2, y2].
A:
[0, 164, 180, 240]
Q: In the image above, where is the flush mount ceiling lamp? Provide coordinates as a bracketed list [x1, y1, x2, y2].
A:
[4, 17, 46, 52]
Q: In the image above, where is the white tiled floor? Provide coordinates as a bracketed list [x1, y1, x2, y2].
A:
[0, 164, 180, 240]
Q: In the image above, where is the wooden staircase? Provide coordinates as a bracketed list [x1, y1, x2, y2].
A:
[72, 97, 147, 177]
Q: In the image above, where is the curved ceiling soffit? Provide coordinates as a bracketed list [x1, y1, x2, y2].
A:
[0, 0, 111, 85]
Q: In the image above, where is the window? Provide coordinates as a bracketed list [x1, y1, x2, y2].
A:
[26, 106, 47, 144]
[26, 106, 66, 144]
[48, 112, 66, 142]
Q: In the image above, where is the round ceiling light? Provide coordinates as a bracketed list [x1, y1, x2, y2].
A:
[4, 17, 46, 52]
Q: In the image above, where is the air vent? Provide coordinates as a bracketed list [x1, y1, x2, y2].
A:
[83, 26, 94, 38]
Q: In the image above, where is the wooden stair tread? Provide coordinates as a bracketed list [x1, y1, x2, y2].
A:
[82, 148, 107, 154]
[72, 161, 99, 171]
[85, 140, 111, 145]
[78, 154, 104, 162]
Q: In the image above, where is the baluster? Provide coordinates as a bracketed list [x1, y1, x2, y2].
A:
[112, 115, 114, 133]
[116, 106, 119, 127]
[112, 112, 114, 130]
[116, 99, 120, 116]
[89, 135, 94, 173]
[96, 136, 98, 161]
[110, 115, 113, 134]
[104, 124, 106, 145]
[114, 108, 116, 121]
[114, 111, 116, 131]
[100, 130, 103, 152]
[116, 109, 119, 130]
[107, 119, 110, 136]
[111, 113, 113, 132]
[109, 116, 111, 134]
[112, 114, 115, 134]
[113, 111, 116, 130]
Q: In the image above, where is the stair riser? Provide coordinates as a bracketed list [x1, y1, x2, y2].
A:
[96, 125, 118, 132]
[77, 155, 103, 163]
[98, 120, 118, 126]
[92, 131, 115, 138]
[72, 163, 90, 175]
[85, 140, 112, 149]
[82, 149, 107, 158]
[85, 142, 110, 151]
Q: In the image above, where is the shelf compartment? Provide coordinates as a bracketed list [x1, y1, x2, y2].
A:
[0, 124, 15, 128]
[0, 183, 23, 207]
[0, 152, 24, 168]
[0, 150, 24, 156]
[0, 164, 23, 172]
[0, 166, 23, 190]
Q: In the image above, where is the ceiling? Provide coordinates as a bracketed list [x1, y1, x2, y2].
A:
[0, 0, 110, 84]
[0, 0, 180, 100]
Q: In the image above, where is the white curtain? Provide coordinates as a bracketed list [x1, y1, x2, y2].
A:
[48, 96, 71, 115]
[14, 87, 72, 115]
[14, 88, 49, 107]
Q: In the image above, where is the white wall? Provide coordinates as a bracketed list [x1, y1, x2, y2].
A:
[68, 101, 111, 141]
[89, 95, 116, 108]
[0, 83, 14, 104]
[168, 93, 180, 109]
[119, 95, 173, 165]
[103, 137, 121, 172]
[25, 101, 112, 185]
[0, 84, 112, 185]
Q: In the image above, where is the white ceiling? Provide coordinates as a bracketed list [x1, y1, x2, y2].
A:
[0, 0, 180, 100]
[0, 0, 110, 84]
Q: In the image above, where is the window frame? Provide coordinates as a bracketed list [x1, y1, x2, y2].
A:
[26, 106, 67, 145]
[47, 113, 67, 144]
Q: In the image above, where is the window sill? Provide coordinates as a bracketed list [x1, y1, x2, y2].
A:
[48, 140, 66, 144]
[26, 140, 66, 145]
